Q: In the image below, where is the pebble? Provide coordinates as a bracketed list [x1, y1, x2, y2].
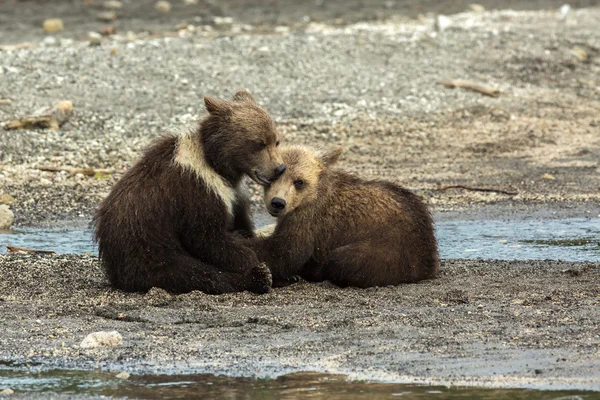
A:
[542, 173, 556, 181]
[88, 32, 103, 46]
[183, 0, 198, 4]
[0, 99, 12, 106]
[0, 389, 14, 396]
[97, 11, 117, 22]
[43, 19, 64, 33]
[115, 372, 130, 379]
[155, 1, 172, 13]
[0, 194, 15, 205]
[559, 4, 571, 20]
[103, 0, 123, 9]
[80, 330, 123, 348]
[435, 15, 452, 32]
[469, 4, 485, 13]
[214, 16, 233, 26]
[0, 205, 14, 230]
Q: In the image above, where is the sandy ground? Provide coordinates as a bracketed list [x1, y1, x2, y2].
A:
[1, 0, 600, 394]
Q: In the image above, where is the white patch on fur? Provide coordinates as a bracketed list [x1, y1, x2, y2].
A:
[174, 131, 241, 217]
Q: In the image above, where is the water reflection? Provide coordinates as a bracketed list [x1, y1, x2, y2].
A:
[0, 370, 594, 399]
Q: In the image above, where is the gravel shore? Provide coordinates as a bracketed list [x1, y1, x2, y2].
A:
[1, 3, 599, 225]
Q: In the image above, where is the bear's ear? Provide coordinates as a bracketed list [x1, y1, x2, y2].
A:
[204, 96, 232, 117]
[320, 146, 343, 166]
[232, 90, 255, 103]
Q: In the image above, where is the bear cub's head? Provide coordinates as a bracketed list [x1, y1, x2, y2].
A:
[263, 145, 343, 217]
[203, 90, 285, 186]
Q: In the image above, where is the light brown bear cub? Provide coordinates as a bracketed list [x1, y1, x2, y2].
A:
[244, 146, 439, 288]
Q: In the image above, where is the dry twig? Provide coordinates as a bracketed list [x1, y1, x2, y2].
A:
[440, 79, 500, 97]
[6, 245, 56, 255]
[35, 165, 120, 176]
[439, 184, 518, 196]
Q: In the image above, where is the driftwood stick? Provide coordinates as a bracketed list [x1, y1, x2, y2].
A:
[35, 165, 119, 176]
[439, 184, 518, 196]
[440, 79, 501, 97]
[6, 245, 56, 255]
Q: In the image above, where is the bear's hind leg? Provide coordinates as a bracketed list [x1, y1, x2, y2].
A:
[143, 255, 271, 295]
[322, 240, 423, 288]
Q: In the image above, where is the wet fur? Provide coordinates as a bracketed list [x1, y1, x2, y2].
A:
[245, 147, 439, 288]
[94, 93, 281, 294]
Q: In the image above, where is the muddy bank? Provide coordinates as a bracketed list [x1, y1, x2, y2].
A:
[0, 254, 599, 390]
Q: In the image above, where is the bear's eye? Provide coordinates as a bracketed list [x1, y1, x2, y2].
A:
[294, 179, 304, 190]
[256, 142, 267, 151]
[276, 141, 280, 147]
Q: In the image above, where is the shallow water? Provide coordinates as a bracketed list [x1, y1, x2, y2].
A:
[1, 216, 599, 261]
[0, 369, 595, 399]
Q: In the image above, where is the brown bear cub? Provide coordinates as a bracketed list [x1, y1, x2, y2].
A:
[244, 146, 439, 288]
[94, 91, 285, 294]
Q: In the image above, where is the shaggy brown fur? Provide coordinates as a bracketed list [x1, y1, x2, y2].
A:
[94, 91, 285, 294]
[244, 146, 439, 288]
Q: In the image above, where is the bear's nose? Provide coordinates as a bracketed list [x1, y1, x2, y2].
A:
[274, 164, 286, 178]
[271, 197, 286, 211]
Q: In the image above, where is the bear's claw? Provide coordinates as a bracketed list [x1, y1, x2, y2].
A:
[249, 262, 272, 294]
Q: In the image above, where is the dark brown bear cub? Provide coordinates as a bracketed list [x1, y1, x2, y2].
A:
[94, 91, 285, 294]
[244, 146, 439, 288]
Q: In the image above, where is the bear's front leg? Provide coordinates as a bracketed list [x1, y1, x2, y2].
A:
[242, 230, 315, 286]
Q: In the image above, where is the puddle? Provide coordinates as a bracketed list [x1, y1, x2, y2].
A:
[0, 370, 594, 399]
[1, 216, 599, 261]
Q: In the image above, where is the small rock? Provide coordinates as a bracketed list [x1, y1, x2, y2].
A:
[0, 194, 15, 205]
[213, 16, 233, 26]
[542, 173, 556, 181]
[43, 19, 64, 33]
[559, 4, 571, 20]
[498, 239, 508, 244]
[435, 15, 452, 32]
[0, 99, 12, 106]
[80, 331, 123, 348]
[125, 31, 137, 42]
[115, 372, 130, 379]
[88, 32, 102, 46]
[99, 25, 116, 36]
[103, 0, 123, 9]
[0, 388, 14, 396]
[534, 369, 543, 375]
[469, 4, 485, 13]
[97, 11, 117, 22]
[183, 0, 198, 4]
[0, 205, 14, 230]
[155, 1, 172, 13]
[274, 26, 290, 34]
[571, 47, 588, 61]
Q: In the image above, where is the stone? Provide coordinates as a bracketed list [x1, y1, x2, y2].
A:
[0, 388, 14, 396]
[155, 1, 172, 13]
[80, 330, 123, 348]
[0, 194, 15, 205]
[103, 0, 123, 9]
[0, 205, 14, 230]
[88, 32, 102, 46]
[559, 4, 571, 20]
[469, 4, 485, 13]
[115, 372, 130, 379]
[43, 19, 64, 33]
[542, 173, 556, 181]
[97, 11, 117, 22]
[435, 15, 452, 32]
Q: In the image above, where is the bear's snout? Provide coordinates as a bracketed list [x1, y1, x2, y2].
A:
[271, 197, 287, 211]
